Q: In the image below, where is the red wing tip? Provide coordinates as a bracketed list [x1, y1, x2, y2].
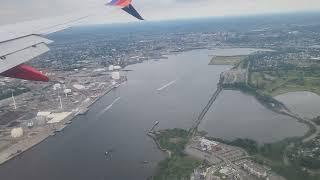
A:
[0, 64, 49, 82]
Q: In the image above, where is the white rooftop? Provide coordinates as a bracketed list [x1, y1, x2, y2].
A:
[37, 111, 51, 116]
[47, 112, 72, 124]
[73, 84, 85, 90]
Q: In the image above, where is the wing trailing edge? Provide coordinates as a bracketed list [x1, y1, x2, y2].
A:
[0, 35, 51, 81]
[0, 2, 144, 82]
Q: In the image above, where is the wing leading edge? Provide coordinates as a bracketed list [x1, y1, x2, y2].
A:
[0, 35, 53, 81]
[0, 0, 144, 82]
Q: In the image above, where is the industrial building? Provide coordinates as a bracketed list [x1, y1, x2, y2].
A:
[242, 163, 268, 179]
[200, 137, 219, 151]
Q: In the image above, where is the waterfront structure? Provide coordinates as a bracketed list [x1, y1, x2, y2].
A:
[36, 112, 51, 123]
[200, 137, 219, 151]
[47, 112, 72, 124]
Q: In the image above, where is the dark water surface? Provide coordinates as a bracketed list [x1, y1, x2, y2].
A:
[199, 90, 308, 143]
[0, 49, 307, 179]
[0, 50, 227, 180]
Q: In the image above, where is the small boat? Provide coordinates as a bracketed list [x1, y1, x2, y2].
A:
[141, 161, 149, 164]
[105, 149, 114, 156]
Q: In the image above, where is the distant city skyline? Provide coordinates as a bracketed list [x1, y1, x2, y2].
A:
[1, 0, 320, 25]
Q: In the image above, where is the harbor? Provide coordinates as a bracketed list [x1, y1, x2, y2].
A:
[0, 80, 124, 165]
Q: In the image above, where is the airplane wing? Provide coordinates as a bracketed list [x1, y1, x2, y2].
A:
[0, 0, 143, 82]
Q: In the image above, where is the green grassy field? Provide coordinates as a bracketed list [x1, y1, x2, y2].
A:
[250, 70, 320, 96]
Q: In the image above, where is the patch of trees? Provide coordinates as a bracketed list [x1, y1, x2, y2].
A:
[153, 129, 201, 180]
[206, 137, 258, 154]
[297, 156, 320, 169]
[155, 128, 189, 155]
[313, 116, 320, 125]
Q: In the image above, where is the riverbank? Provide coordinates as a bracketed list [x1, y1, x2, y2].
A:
[170, 50, 318, 179]
[216, 60, 320, 179]
[0, 81, 123, 165]
[222, 79, 317, 143]
[148, 49, 317, 179]
[148, 128, 288, 180]
[220, 52, 320, 141]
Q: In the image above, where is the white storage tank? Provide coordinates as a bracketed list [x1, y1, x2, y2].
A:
[108, 65, 114, 71]
[53, 83, 61, 90]
[112, 72, 120, 80]
[64, 89, 72, 96]
[73, 84, 85, 90]
[11, 128, 23, 138]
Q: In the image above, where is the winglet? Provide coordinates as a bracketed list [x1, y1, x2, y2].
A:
[107, 0, 144, 20]
[121, 4, 144, 20]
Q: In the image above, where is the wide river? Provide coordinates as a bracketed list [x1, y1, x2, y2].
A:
[0, 49, 308, 180]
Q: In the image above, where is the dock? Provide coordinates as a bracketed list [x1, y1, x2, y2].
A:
[148, 121, 159, 133]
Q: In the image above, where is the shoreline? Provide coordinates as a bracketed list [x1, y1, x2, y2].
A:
[0, 80, 124, 166]
[147, 132, 172, 158]
[0, 48, 212, 167]
[223, 86, 318, 143]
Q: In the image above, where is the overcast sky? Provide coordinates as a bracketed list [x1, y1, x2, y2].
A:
[1, 0, 320, 25]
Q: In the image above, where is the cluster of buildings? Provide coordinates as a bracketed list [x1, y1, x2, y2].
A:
[188, 137, 273, 180]
[289, 134, 320, 168]
[36, 111, 72, 125]
[241, 162, 267, 178]
[0, 64, 125, 158]
[0, 62, 128, 164]
[250, 49, 320, 72]
[198, 137, 247, 163]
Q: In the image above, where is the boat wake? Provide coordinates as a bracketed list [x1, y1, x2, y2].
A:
[157, 80, 176, 91]
[98, 97, 121, 116]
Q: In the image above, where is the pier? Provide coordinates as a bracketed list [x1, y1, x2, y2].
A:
[148, 121, 159, 133]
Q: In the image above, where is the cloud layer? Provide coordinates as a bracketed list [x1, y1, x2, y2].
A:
[1, 0, 320, 25]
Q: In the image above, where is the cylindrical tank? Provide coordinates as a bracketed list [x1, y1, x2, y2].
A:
[112, 72, 120, 80]
[11, 128, 24, 138]
[113, 65, 121, 70]
[108, 65, 114, 71]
